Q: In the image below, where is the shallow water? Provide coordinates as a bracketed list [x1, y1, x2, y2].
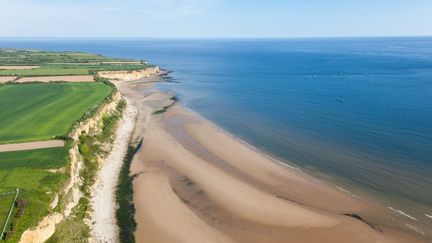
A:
[1, 37, 431, 236]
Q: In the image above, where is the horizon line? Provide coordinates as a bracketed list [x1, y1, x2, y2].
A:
[1, 35, 432, 40]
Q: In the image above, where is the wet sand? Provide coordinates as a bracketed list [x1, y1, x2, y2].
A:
[118, 80, 428, 243]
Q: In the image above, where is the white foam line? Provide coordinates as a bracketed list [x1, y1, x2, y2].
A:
[425, 214, 432, 219]
[336, 186, 350, 194]
[388, 207, 417, 221]
[405, 223, 425, 236]
[336, 186, 359, 198]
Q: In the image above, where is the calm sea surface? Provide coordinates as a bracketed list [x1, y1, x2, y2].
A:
[1, 37, 431, 231]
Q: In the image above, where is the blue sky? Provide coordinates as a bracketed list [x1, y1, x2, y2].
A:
[1, 0, 431, 37]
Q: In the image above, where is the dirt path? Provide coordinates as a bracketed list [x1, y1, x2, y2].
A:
[0, 140, 65, 153]
[0, 76, 17, 83]
[15, 75, 94, 83]
[89, 98, 137, 243]
[0, 66, 41, 70]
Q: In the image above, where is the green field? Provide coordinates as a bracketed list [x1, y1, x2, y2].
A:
[0, 82, 112, 144]
[0, 146, 71, 241]
[0, 147, 69, 170]
[0, 145, 69, 242]
[0, 190, 15, 227]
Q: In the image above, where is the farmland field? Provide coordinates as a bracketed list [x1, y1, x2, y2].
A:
[0, 48, 138, 242]
[0, 82, 112, 144]
[0, 49, 123, 65]
[0, 49, 150, 80]
[0, 146, 69, 170]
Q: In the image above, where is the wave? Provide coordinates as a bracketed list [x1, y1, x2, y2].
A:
[425, 214, 432, 220]
[388, 207, 417, 221]
[336, 186, 359, 199]
[405, 223, 425, 236]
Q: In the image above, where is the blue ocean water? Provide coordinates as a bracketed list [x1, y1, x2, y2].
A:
[1, 37, 431, 228]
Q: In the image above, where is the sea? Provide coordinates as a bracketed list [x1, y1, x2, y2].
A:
[1, 37, 431, 236]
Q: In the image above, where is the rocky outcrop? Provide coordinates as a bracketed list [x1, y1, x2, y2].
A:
[97, 67, 160, 81]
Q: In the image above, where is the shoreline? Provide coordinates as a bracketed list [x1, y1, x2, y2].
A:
[117, 78, 428, 243]
[174, 97, 432, 239]
[166, 101, 432, 238]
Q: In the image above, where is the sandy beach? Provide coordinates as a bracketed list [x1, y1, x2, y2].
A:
[115, 79, 428, 243]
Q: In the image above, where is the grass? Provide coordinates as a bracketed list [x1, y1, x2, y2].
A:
[0, 190, 15, 227]
[0, 146, 70, 170]
[45, 197, 90, 243]
[0, 82, 112, 144]
[0, 140, 71, 241]
[0, 190, 16, 241]
[0, 169, 67, 242]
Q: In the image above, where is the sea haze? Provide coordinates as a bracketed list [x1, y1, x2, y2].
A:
[2, 37, 431, 234]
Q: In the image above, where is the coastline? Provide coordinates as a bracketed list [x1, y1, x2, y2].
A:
[116, 78, 428, 243]
[89, 98, 137, 242]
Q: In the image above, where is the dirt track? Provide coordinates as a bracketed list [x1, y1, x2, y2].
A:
[0, 66, 41, 70]
[0, 76, 17, 83]
[0, 140, 65, 152]
[15, 75, 94, 83]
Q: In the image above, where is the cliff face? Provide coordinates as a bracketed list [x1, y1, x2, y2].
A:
[69, 91, 122, 140]
[97, 67, 160, 81]
[19, 90, 123, 243]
